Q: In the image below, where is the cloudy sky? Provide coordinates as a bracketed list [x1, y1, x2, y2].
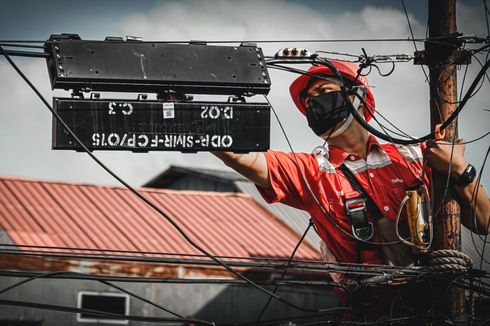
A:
[0, 0, 488, 189]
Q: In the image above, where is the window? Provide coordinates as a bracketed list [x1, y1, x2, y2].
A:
[77, 291, 129, 324]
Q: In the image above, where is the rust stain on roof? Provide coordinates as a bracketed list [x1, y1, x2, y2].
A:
[0, 176, 320, 265]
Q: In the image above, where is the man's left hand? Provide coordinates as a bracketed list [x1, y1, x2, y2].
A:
[424, 139, 468, 176]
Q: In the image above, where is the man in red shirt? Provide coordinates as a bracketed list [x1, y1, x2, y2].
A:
[213, 60, 490, 280]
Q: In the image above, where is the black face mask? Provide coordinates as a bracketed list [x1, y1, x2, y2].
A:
[306, 91, 351, 136]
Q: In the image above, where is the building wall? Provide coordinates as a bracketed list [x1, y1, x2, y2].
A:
[0, 277, 339, 325]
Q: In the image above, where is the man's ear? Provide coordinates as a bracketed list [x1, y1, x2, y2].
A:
[360, 105, 367, 121]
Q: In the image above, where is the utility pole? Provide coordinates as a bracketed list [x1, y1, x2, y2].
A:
[425, 0, 467, 323]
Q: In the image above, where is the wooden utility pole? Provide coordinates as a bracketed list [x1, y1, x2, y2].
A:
[427, 0, 466, 323]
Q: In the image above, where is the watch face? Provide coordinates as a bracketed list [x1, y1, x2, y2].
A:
[457, 164, 477, 187]
[467, 165, 476, 179]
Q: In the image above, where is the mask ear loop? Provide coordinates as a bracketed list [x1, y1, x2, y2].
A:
[328, 87, 366, 139]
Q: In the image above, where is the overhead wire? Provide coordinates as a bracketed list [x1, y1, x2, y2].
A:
[0, 46, 336, 314]
[267, 52, 490, 248]
[267, 35, 489, 321]
[0, 242, 343, 265]
[464, 22, 490, 272]
[0, 269, 348, 287]
[0, 37, 461, 45]
[0, 271, 189, 321]
[469, 145, 490, 268]
[347, 57, 490, 144]
[0, 247, 429, 277]
[255, 220, 317, 322]
[0, 298, 212, 324]
[263, 92, 405, 247]
[1, 30, 489, 323]
[484, 0, 490, 37]
[401, 0, 431, 85]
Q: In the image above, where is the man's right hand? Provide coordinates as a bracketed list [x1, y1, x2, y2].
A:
[212, 152, 271, 189]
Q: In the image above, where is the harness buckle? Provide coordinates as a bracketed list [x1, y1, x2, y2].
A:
[351, 222, 374, 241]
[344, 197, 374, 241]
[345, 197, 366, 214]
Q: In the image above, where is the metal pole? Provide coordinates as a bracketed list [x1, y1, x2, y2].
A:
[427, 0, 466, 323]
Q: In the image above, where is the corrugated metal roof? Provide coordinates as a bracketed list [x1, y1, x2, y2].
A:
[0, 175, 320, 260]
[235, 181, 322, 250]
[143, 165, 322, 250]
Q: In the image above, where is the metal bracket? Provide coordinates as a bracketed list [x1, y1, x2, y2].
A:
[414, 33, 471, 65]
[414, 49, 472, 65]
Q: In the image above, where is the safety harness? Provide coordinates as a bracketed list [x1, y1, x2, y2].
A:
[339, 164, 384, 249]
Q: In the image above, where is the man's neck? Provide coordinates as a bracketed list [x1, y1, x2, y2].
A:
[328, 124, 370, 160]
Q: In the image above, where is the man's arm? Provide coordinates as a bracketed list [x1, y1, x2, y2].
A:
[425, 139, 490, 234]
[212, 152, 271, 189]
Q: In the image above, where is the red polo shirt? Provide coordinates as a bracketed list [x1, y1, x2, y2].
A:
[257, 135, 430, 266]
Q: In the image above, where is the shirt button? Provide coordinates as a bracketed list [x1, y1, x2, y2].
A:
[369, 172, 374, 178]
[384, 206, 390, 212]
[349, 155, 356, 161]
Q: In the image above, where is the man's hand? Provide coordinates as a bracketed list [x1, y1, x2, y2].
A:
[424, 139, 468, 176]
[424, 139, 490, 235]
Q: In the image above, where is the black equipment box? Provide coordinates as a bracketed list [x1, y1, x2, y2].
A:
[52, 98, 270, 152]
[45, 34, 271, 96]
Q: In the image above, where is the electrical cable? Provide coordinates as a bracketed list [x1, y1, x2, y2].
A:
[401, 0, 431, 85]
[345, 57, 490, 144]
[469, 145, 490, 268]
[484, 0, 490, 37]
[256, 220, 319, 322]
[270, 55, 490, 145]
[1, 33, 489, 322]
[0, 43, 44, 49]
[0, 37, 457, 45]
[0, 249, 431, 284]
[0, 273, 350, 326]
[0, 48, 48, 58]
[6, 242, 417, 271]
[444, 131, 489, 146]
[0, 269, 347, 287]
[368, 107, 418, 140]
[234, 307, 350, 326]
[0, 242, 352, 265]
[0, 271, 188, 320]
[360, 95, 423, 183]
[263, 95, 405, 248]
[429, 121, 458, 223]
[0, 46, 334, 314]
[314, 50, 362, 62]
[0, 299, 212, 324]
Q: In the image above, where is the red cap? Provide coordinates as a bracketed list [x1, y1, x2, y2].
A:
[289, 60, 375, 121]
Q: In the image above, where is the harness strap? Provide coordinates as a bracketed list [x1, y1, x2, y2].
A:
[339, 164, 384, 252]
[339, 164, 384, 222]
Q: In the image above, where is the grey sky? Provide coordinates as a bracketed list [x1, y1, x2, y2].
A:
[0, 0, 488, 189]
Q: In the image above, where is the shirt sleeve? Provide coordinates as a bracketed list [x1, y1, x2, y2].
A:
[419, 142, 432, 190]
[256, 150, 318, 210]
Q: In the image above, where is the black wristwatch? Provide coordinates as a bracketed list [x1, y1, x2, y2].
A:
[453, 164, 476, 188]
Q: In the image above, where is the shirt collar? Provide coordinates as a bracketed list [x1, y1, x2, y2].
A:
[328, 135, 382, 168]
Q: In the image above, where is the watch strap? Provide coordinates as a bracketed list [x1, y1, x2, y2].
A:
[453, 164, 476, 187]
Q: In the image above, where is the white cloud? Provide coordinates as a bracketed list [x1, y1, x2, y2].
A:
[0, 0, 488, 189]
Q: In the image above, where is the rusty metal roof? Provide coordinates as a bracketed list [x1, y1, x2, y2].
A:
[0, 175, 320, 260]
[143, 165, 322, 250]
